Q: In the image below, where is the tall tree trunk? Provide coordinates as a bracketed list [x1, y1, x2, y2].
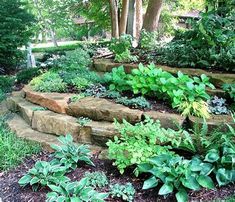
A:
[119, 0, 129, 35]
[143, 0, 163, 32]
[109, 0, 119, 38]
[135, 0, 143, 40]
[50, 28, 58, 47]
[127, 0, 136, 37]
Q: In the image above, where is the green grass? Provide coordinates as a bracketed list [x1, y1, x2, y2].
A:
[32, 40, 110, 53]
[0, 115, 41, 171]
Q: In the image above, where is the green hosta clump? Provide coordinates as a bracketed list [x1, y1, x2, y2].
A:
[18, 161, 70, 191]
[50, 134, 94, 170]
[107, 118, 195, 174]
[30, 71, 67, 92]
[84, 171, 109, 188]
[104, 63, 215, 118]
[110, 182, 135, 202]
[137, 154, 215, 202]
[46, 178, 109, 202]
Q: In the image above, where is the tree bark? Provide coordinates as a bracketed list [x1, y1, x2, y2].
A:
[126, 0, 136, 37]
[143, 0, 163, 32]
[119, 0, 129, 35]
[135, 0, 143, 39]
[109, 0, 119, 38]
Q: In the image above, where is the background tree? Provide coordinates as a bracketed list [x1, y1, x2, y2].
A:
[0, 0, 34, 73]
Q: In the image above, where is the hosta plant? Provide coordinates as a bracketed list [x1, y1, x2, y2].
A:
[84, 171, 109, 188]
[50, 134, 94, 170]
[46, 178, 109, 202]
[18, 161, 69, 191]
[110, 183, 135, 202]
[137, 154, 215, 202]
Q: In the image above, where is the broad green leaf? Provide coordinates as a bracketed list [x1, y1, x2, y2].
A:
[158, 183, 173, 195]
[197, 175, 214, 189]
[143, 176, 158, 190]
[176, 188, 188, 202]
[18, 175, 32, 186]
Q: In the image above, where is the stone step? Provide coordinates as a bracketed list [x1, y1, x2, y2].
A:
[66, 97, 143, 124]
[6, 95, 118, 147]
[6, 114, 107, 158]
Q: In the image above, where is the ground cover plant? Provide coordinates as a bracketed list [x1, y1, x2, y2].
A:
[0, 115, 41, 171]
[104, 63, 215, 118]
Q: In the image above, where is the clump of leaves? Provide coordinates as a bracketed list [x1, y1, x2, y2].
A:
[16, 68, 41, 84]
[77, 117, 92, 126]
[84, 84, 107, 97]
[223, 84, 235, 102]
[0, 89, 6, 102]
[104, 90, 121, 99]
[18, 161, 69, 191]
[31, 107, 47, 111]
[115, 96, 152, 110]
[109, 34, 138, 63]
[107, 118, 194, 174]
[208, 96, 230, 115]
[71, 77, 92, 90]
[30, 72, 67, 93]
[178, 100, 210, 118]
[47, 178, 109, 202]
[0, 75, 14, 93]
[84, 171, 109, 188]
[51, 134, 94, 170]
[69, 94, 86, 103]
[137, 154, 215, 202]
[139, 29, 158, 50]
[110, 183, 135, 202]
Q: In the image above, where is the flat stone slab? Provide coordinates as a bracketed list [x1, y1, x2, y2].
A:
[67, 97, 143, 123]
[7, 114, 60, 152]
[23, 86, 73, 114]
[87, 121, 118, 147]
[93, 59, 235, 88]
[143, 111, 186, 130]
[32, 111, 82, 142]
[189, 115, 235, 132]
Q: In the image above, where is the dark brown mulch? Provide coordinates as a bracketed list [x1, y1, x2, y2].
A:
[0, 151, 234, 202]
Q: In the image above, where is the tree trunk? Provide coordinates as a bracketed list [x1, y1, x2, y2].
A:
[143, 0, 163, 32]
[109, 0, 119, 38]
[119, 0, 129, 35]
[50, 28, 58, 47]
[135, 0, 143, 39]
[127, 0, 136, 37]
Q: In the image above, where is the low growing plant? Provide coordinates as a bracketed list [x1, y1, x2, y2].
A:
[69, 94, 86, 103]
[223, 84, 235, 102]
[84, 84, 107, 97]
[110, 182, 135, 202]
[50, 134, 94, 170]
[77, 117, 92, 126]
[84, 171, 109, 188]
[18, 161, 69, 191]
[30, 71, 67, 92]
[208, 96, 230, 115]
[46, 178, 109, 202]
[0, 75, 14, 93]
[16, 67, 41, 84]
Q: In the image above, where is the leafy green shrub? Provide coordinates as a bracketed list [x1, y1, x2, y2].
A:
[104, 66, 131, 92]
[71, 77, 92, 90]
[18, 161, 69, 191]
[110, 35, 138, 63]
[51, 134, 94, 170]
[0, 0, 34, 71]
[47, 178, 109, 202]
[56, 48, 91, 71]
[223, 84, 235, 102]
[139, 29, 158, 50]
[156, 11, 235, 71]
[107, 118, 194, 174]
[110, 183, 135, 202]
[104, 63, 214, 117]
[29, 71, 67, 92]
[137, 154, 215, 202]
[84, 171, 108, 188]
[16, 68, 41, 84]
[0, 76, 14, 92]
[0, 115, 41, 171]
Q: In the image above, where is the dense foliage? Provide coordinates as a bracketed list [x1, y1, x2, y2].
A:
[157, 11, 235, 72]
[105, 64, 214, 118]
[0, 0, 34, 71]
